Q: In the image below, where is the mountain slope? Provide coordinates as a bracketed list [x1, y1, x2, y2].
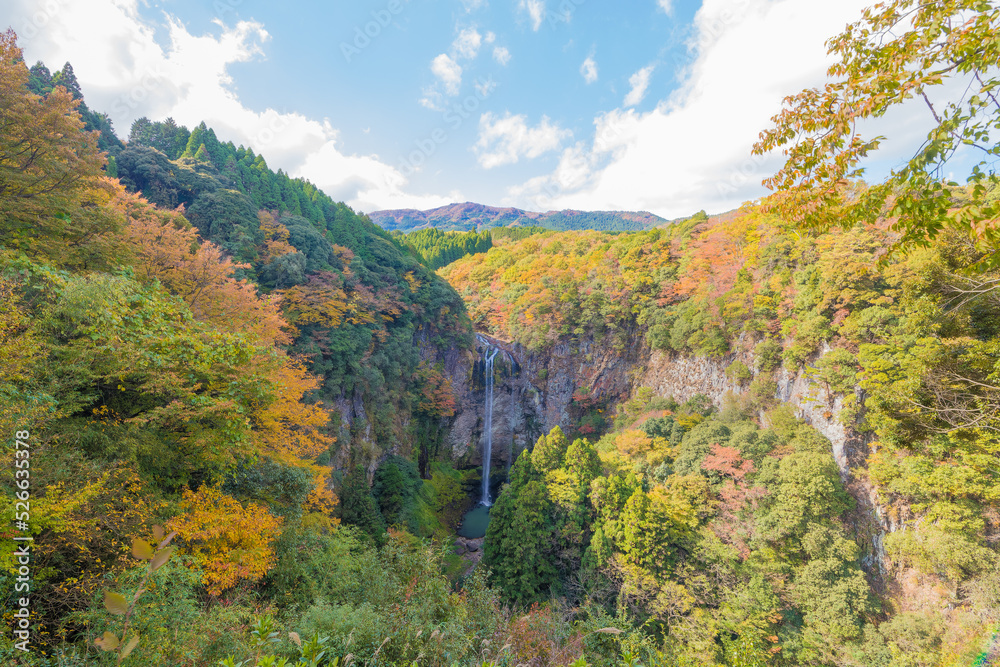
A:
[370, 201, 668, 232]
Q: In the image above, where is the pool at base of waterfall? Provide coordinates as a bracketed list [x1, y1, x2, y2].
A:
[457, 504, 491, 539]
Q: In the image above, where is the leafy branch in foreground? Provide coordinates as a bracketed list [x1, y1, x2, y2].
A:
[754, 0, 1000, 261]
[93, 525, 176, 664]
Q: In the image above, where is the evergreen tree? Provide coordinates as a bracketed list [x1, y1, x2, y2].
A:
[339, 465, 386, 543]
[483, 452, 557, 604]
[565, 437, 601, 489]
[531, 425, 569, 472]
[372, 461, 407, 525]
[52, 62, 82, 99]
[27, 61, 53, 95]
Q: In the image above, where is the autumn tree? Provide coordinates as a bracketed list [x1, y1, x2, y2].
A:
[0, 30, 117, 266]
[167, 486, 283, 597]
[754, 1, 1000, 259]
[117, 188, 289, 346]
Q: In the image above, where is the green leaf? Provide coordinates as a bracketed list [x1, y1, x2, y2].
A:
[120, 635, 140, 660]
[150, 545, 175, 571]
[94, 631, 120, 651]
[132, 538, 154, 560]
[104, 590, 128, 616]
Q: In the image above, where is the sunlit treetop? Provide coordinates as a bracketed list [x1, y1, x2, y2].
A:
[754, 0, 1000, 263]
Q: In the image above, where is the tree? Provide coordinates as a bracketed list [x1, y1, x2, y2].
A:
[338, 466, 386, 543]
[167, 486, 283, 597]
[372, 461, 407, 525]
[0, 30, 114, 265]
[564, 437, 601, 489]
[531, 425, 569, 472]
[117, 187, 289, 345]
[754, 1, 1000, 261]
[483, 453, 557, 604]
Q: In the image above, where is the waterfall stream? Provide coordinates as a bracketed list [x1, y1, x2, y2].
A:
[481, 342, 499, 506]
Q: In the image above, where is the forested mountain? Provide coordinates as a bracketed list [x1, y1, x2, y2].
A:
[0, 29, 484, 665]
[370, 201, 668, 233]
[3, 1, 1000, 665]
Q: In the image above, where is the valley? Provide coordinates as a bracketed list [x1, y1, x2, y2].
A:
[1, 2, 1000, 665]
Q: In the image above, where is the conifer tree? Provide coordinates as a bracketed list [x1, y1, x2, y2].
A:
[483, 452, 557, 604]
[339, 465, 386, 544]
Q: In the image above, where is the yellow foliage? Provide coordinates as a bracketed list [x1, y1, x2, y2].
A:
[252, 359, 334, 462]
[304, 469, 341, 520]
[615, 430, 654, 458]
[0, 278, 52, 434]
[167, 486, 283, 596]
[0, 465, 165, 632]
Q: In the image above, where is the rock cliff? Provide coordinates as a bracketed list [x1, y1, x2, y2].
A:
[442, 330, 893, 592]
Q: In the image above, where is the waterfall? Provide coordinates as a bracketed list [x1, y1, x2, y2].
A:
[481, 340, 499, 506]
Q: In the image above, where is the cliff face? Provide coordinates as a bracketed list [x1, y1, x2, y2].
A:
[444, 331, 895, 592]
[444, 333, 642, 470]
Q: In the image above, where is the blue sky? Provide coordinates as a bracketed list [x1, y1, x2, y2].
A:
[3, 0, 946, 217]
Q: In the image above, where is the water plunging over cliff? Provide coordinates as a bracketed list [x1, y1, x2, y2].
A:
[480, 338, 499, 506]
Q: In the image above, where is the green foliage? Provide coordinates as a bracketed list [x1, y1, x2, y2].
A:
[92, 529, 178, 665]
[532, 425, 570, 472]
[370, 464, 404, 526]
[755, 0, 1000, 262]
[338, 466, 386, 544]
[483, 453, 558, 604]
[392, 227, 493, 270]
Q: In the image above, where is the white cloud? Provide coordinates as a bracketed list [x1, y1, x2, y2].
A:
[657, 0, 674, 15]
[461, 0, 486, 10]
[476, 77, 498, 97]
[430, 53, 463, 95]
[623, 65, 654, 107]
[493, 46, 511, 65]
[5, 0, 457, 213]
[475, 112, 571, 168]
[452, 27, 482, 59]
[505, 0, 898, 217]
[485, 31, 496, 44]
[580, 56, 598, 84]
[519, 0, 545, 31]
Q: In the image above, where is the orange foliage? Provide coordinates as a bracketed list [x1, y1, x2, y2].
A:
[441, 230, 675, 350]
[257, 210, 297, 264]
[701, 444, 765, 558]
[117, 188, 289, 345]
[413, 361, 457, 418]
[614, 429, 656, 458]
[167, 486, 283, 596]
[279, 269, 388, 332]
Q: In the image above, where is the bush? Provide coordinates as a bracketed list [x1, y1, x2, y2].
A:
[726, 359, 753, 383]
[753, 338, 783, 373]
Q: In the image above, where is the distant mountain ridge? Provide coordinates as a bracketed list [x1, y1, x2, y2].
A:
[369, 202, 667, 232]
